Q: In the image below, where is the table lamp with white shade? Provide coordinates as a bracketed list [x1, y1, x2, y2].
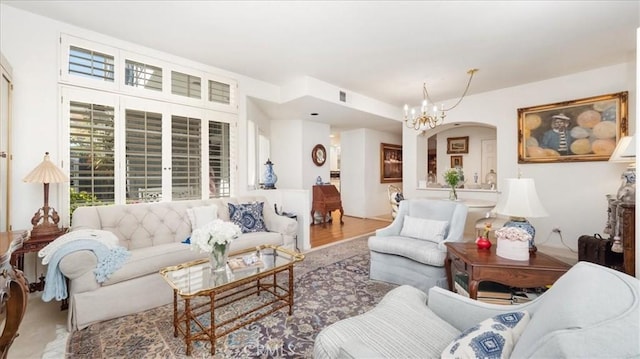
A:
[608, 135, 635, 202]
[23, 152, 69, 238]
[493, 177, 548, 253]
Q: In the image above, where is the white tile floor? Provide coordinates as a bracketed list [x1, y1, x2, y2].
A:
[9, 291, 67, 358]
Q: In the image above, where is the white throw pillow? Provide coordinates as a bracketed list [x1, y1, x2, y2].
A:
[400, 215, 449, 243]
[441, 311, 530, 359]
[186, 204, 218, 231]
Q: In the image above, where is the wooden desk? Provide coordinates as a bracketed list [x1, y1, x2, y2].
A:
[311, 185, 344, 225]
[0, 231, 29, 358]
[445, 242, 571, 299]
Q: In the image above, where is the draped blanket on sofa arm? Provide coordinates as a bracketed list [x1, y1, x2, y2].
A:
[41, 239, 130, 302]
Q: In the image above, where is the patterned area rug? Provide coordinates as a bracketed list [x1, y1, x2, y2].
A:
[67, 236, 397, 358]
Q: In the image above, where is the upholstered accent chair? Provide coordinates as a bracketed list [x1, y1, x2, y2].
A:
[314, 262, 640, 358]
[368, 198, 468, 292]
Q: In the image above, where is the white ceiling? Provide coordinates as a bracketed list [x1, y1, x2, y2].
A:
[4, 1, 639, 135]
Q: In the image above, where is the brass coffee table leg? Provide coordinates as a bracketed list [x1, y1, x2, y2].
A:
[172, 290, 178, 337]
[185, 298, 192, 356]
[288, 265, 294, 315]
[210, 291, 216, 355]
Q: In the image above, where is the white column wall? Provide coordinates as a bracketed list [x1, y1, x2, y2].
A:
[341, 128, 401, 218]
[270, 120, 304, 189]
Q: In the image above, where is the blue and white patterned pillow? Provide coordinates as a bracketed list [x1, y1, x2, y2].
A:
[442, 311, 530, 359]
[228, 202, 268, 233]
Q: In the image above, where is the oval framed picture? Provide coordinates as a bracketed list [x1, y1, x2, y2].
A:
[312, 144, 326, 166]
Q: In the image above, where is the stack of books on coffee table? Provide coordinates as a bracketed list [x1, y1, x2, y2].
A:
[454, 273, 513, 305]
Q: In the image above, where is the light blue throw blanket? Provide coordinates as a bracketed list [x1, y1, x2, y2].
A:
[42, 239, 130, 302]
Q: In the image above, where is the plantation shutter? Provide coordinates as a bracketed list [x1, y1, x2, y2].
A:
[68, 46, 115, 82]
[69, 101, 116, 208]
[208, 121, 231, 197]
[124, 60, 162, 91]
[171, 71, 201, 99]
[208, 80, 231, 105]
[172, 115, 201, 200]
[125, 109, 163, 203]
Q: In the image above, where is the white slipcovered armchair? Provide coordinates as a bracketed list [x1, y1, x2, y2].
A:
[368, 198, 468, 292]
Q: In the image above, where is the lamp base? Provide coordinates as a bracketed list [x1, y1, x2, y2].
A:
[504, 217, 537, 253]
[30, 205, 64, 238]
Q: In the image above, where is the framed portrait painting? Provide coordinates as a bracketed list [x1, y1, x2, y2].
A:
[450, 155, 463, 168]
[380, 143, 402, 183]
[518, 92, 628, 163]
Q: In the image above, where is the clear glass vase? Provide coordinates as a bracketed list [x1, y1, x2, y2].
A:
[209, 243, 230, 272]
[449, 187, 458, 201]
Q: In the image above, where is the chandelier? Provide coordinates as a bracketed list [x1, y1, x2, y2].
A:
[403, 68, 478, 130]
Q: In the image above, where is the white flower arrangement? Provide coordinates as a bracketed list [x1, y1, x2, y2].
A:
[190, 219, 242, 254]
[495, 226, 531, 242]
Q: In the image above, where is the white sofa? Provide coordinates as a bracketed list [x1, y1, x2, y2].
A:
[57, 195, 297, 331]
[314, 262, 640, 358]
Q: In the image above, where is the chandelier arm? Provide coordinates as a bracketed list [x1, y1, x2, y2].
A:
[442, 69, 477, 112]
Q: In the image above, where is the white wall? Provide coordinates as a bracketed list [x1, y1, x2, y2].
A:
[405, 63, 636, 251]
[341, 128, 401, 218]
[302, 121, 331, 190]
[434, 126, 496, 185]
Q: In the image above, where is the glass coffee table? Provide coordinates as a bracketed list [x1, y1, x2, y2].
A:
[159, 244, 304, 355]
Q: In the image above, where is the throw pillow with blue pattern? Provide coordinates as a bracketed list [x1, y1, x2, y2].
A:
[442, 311, 530, 359]
[228, 202, 268, 233]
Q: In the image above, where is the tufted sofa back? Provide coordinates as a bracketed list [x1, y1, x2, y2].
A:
[71, 196, 275, 250]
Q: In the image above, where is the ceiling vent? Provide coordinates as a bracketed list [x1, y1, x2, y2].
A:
[339, 91, 346, 102]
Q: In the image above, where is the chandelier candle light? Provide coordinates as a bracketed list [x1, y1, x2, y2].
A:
[403, 69, 478, 131]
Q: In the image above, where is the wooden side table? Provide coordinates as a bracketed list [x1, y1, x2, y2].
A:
[444, 242, 571, 299]
[9, 228, 68, 292]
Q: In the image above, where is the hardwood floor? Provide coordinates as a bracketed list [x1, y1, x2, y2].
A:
[309, 211, 392, 248]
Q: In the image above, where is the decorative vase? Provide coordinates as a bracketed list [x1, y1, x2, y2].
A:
[476, 237, 492, 249]
[449, 186, 458, 201]
[263, 159, 277, 189]
[209, 243, 230, 272]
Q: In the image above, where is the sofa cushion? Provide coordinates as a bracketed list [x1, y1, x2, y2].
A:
[442, 311, 530, 359]
[103, 243, 206, 286]
[228, 202, 268, 233]
[368, 235, 447, 267]
[399, 216, 449, 243]
[186, 204, 218, 231]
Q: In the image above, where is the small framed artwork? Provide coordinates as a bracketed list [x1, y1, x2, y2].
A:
[518, 92, 628, 163]
[380, 143, 402, 183]
[450, 155, 463, 168]
[447, 136, 469, 154]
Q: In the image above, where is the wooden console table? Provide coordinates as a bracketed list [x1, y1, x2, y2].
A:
[445, 242, 571, 299]
[311, 184, 344, 225]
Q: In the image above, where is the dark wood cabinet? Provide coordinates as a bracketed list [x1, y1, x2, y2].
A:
[311, 185, 344, 225]
[618, 202, 635, 276]
[602, 196, 635, 277]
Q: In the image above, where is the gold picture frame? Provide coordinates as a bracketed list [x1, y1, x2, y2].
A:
[518, 92, 628, 163]
[380, 143, 402, 183]
[450, 155, 463, 168]
[447, 136, 469, 154]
